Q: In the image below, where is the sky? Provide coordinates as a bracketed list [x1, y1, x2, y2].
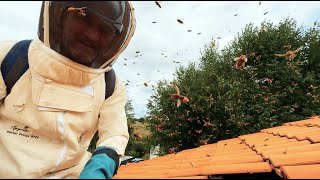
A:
[0, 1, 319, 118]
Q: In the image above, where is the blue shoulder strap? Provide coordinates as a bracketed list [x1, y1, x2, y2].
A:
[1, 40, 32, 95]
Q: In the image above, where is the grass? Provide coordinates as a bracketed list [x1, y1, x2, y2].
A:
[131, 121, 151, 138]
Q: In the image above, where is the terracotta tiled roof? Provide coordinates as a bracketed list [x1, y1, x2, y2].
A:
[114, 116, 320, 179]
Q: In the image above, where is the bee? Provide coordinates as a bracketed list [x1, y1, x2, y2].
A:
[197, 32, 201, 35]
[234, 14, 238, 16]
[200, 139, 209, 145]
[136, 51, 140, 53]
[248, 52, 255, 57]
[155, 1, 161, 8]
[258, 1, 261, 6]
[133, 133, 142, 141]
[283, 44, 292, 49]
[203, 120, 214, 127]
[274, 47, 302, 60]
[143, 80, 151, 87]
[265, 78, 273, 84]
[177, 19, 184, 24]
[234, 55, 248, 70]
[264, 11, 268, 15]
[170, 84, 189, 107]
[168, 147, 178, 154]
[187, 30, 192, 32]
[67, 7, 87, 16]
[255, 55, 262, 61]
[194, 129, 203, 134]
[210, 39, 216, 48]
[152, 21, 157, 23]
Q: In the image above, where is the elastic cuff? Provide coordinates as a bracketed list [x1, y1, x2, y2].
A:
[93, 146, 119, 175]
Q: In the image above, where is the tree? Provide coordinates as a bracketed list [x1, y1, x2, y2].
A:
[146, 17, 320, 155]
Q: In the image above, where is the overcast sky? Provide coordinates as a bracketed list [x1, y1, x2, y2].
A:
[0, 1, 319, 118]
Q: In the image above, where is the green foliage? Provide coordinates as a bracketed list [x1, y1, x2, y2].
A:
[146, 17, 320, 155]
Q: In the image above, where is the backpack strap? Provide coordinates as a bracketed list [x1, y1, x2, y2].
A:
[1, 40, 32, 95]
[104, 68, 116, 99]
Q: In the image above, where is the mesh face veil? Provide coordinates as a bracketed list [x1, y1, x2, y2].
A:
[38, 1, 136, 69]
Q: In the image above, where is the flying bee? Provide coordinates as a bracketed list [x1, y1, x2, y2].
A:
[199, 139, 209, 145]
[170, 84, 189, 107]
[255, 55, 262, 61]
[194, 129, 203, 134]
[210, 39, 216, 48]
[155, 1, 162, 8]
[274, 47, 302, 60]
[143, 80, 151, 87]
[248, 52, 255, 57]
[133, 133, 142, 141]
[234, 55, 248, 70]
[177, 19, 184, 24]
[67, 7, 87, 16]
[283, 44, 292, 49]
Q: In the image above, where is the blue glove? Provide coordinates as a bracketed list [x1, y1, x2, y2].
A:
[79, 146, 119, 179]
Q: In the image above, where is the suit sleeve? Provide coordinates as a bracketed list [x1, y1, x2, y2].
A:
[96, 74, 129, 157]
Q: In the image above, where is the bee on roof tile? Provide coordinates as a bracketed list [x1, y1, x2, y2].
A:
[274, 47, 302, 60]
[234, 55, 248, 70]
[170, 84, 189, 107]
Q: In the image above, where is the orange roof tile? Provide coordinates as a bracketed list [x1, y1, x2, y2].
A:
[279, 164, 320, 179]
[114, 116, 320, 179]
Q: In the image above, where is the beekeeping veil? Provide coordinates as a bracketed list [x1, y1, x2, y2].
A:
[38, 1, 136, 69]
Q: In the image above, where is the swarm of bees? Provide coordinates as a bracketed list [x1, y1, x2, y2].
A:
[170, 84, 189, 107]
[234, 55, 248, 70]
[274, 47, 302, 60]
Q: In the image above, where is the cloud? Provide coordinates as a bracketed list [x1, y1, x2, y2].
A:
[0, 1, 319, 118]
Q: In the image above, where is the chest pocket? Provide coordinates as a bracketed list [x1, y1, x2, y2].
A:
[31, 75, 94, 112]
